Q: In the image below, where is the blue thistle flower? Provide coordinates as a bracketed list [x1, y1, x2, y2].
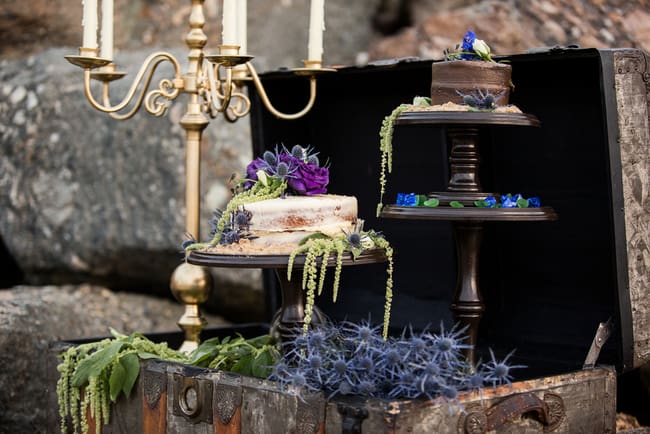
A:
[429, 322, 471, 365]
[340, 319, 383, 352]
[484, 349, 526, 387]
[263, 150, 277, 166]
[291, 144, 308, 160]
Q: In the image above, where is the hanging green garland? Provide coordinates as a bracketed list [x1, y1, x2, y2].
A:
[287, 228, 394, 338]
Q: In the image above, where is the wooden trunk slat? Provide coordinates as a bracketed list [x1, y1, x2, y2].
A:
[142, 363, 166, 434]
[612, 49, 650, 369]
[213, 406, 241, 434]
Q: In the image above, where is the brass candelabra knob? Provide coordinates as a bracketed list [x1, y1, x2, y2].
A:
[170, 262, 212, 353]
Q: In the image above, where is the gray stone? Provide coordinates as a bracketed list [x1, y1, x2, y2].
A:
[0, 284, 230, 433]
[0, 48, 260, 311]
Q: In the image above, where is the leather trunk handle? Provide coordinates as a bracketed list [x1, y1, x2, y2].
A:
[460, 392, 565, 433]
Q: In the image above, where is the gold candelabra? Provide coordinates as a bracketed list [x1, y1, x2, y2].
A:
[65, 0, 334, 353]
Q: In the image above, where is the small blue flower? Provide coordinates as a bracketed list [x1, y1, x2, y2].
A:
[461, 30, 478, 60]
[501, 194, 518, 208]
[528, 196, 541, 207]
[396, 192, 418, 206]
[483, 195, 498, 208]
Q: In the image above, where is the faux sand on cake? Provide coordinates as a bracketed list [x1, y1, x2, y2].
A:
[406, 102, 523, 113]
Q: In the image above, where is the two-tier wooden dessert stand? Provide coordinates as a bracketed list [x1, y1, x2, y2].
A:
[379, 111, 557, 363]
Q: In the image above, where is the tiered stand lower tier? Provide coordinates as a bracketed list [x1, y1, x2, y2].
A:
[380, 110, 558, 364]
[188, 249, 388, 354]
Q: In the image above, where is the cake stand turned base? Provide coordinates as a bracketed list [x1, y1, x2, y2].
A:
[451, 222, 485, 365]
[270, 267, 328, 356]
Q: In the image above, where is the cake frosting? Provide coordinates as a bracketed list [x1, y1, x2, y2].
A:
[205, 194, 358, 254]
[430, 60, 512, 106]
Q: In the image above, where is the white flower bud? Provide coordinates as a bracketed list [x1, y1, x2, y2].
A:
[472, 39, 492, 60]
[256, 169, 269, 186]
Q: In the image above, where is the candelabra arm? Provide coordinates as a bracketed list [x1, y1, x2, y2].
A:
[246, 62, 317, 120]
[83, 51, 182, 118]
[204, 63, 251, 122]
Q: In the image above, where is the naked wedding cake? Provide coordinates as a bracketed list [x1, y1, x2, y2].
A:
[185, 145, 361, 255]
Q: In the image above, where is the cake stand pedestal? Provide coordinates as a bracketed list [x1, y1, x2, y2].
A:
[188, 249, 388, 354]
[380, 111, 557, 364]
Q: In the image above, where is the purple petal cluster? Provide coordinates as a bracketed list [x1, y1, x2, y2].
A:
[245, 145, 329, 195]
[271, 320, 525, 409]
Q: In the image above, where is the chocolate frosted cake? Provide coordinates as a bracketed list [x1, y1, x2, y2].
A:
[430, 60, 512, 106]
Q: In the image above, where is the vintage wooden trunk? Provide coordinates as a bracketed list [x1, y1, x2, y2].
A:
[47, 48, 650, 433]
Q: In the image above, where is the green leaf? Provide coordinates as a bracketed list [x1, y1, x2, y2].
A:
[137, 351, 163, 360]
[251, 350, 273, 378]
[246, 334, 273, 348]
[109, 359, 126, 402]
[120, 353, 140, 397]
[423, 198, 440, 207]
[188, 337, 221, 366]
[109, 328, 127, 339]
[72, 341, 124, 387]
[449, 201, 465, 208]
[516, 198, 529, 208]
[474, 200, 487, 208]
[230, 354, 253, 376]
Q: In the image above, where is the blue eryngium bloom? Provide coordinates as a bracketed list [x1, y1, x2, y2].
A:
[397, 192, 417, 206]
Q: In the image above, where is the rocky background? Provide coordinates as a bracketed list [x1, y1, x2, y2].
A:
[1, 0, 650, 432]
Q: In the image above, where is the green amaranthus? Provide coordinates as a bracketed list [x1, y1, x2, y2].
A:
[184, 175, 286, 251]
[287, 228, 394, 339]
[57, 330, 278, 434]
[377, 97, 431, 216]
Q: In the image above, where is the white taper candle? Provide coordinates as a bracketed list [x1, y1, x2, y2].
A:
[236, 0, 247, 55]
[100, 0, 114, 60]
[222, 0, 237, 46]
[307, 0, 325, 62]
[82, 0, 98, 49]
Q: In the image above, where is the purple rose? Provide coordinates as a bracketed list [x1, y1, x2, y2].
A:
[244, 157, 267, 188]
[288, 160, 329, 195]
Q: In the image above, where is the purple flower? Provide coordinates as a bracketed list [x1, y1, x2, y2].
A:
[245, 157, 267, 187]
[287, 159, 329, 195]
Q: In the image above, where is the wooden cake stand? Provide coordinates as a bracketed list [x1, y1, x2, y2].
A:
[380, 110, 557, 364]
[188, 249, 389, 353]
